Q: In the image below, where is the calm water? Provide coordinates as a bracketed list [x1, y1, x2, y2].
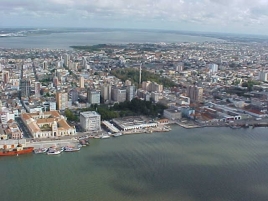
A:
[1, 126, 268, 201]
[0, 31, 221, 49]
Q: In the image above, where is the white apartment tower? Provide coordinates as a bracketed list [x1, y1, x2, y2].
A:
[80, 111, 101, 131]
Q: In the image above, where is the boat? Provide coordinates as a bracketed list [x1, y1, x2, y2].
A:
[112, 132, 122, 137]
[0, 144, 34, 156]
[79, 139, 89, 146]
[64, 146, 81, 152]
[101, 134, 110, 139]
[230, 125, 241, 129]
[94, 135, 101, 139]
[33, 147, 48, 154]
[46, 148, 62, 155]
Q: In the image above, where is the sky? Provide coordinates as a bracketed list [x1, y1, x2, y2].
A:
[1, 0, 268, 35]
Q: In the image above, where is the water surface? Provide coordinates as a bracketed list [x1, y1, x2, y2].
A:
[1, 126, 268, 201]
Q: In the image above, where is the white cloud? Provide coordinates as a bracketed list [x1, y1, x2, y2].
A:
[0, 0, 268, 34]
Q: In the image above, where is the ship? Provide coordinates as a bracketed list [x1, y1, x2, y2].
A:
[64, 146, 81, 152]
[0, 144, 34, 156]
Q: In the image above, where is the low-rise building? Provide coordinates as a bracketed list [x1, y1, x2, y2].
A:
[164, 109, 182, 120]
[21, 110, 76, 138]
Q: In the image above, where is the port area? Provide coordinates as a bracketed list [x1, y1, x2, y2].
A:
[123, 125, 172, 135]
[26, 138, 78, 149]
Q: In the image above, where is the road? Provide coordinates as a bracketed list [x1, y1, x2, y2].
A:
[16, 117, 33, 138]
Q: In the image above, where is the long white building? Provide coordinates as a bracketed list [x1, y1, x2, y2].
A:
[80, 111, 101, 131]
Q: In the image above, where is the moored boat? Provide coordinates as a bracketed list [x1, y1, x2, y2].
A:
[64, 146, 81, 152]
[0, 144, 34, 156]
[101, 134, 110, 139]
[34, 148, 48, 154]
[112, 132, 122, 137]
[46, 148, 62, 155]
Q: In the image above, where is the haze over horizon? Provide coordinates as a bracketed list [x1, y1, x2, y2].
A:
[1, 0, 268, 35]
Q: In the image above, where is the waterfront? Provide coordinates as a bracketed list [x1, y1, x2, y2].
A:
[0, 31, 221, 49]
[1, 126, 268, 201]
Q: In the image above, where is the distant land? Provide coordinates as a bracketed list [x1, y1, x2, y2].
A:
[1, 28, 268, 43]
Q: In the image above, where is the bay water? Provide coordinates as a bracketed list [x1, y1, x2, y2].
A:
[1, 126, 268, 201]
[0, 31, 221, 49]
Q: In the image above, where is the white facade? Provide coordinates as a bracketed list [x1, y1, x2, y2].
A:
[208, 64, 218, 73]
[80, 111, 101, 131]
[259, 71, 268, 82]
[50, 102, 56, 111]
[0, 110, 15, 125]
[164, 109, 182, 120]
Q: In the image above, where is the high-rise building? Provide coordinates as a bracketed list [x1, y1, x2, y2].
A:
[151, 82, 163, 93]
[142, 81, 151, 91]
[142, 81, 163, 93]
[151, 92, 160, 102]
[112, 88, 127, 103]
[259, 71, 268, 82]
[63, 54, 70, 68]
[53, 76, 59, 88]
[176, 62, 184, 72]
[34, 82, 41, 98]
[71, 89, 78, 103]
[43, 61, 48, 70]
[79, 76, 84, 88]
[101, 84, 112, 103]
[80, 111, 101, 131]
[208, 64, 218, 73]
[126, 85, 136, 101]
[20, 79, 31, 97]
[186, 85, 203, 103]
[2, 71, 9, 84]
[56, 92, 68, 110]
[87, 89, 100, 105]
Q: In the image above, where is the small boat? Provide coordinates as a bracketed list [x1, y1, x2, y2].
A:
[79, 139, 89, 146]
[230, 125, 241, 129]
[34, 148, 48, 154]
[94, 135, 101, 139]
[64, 146, 81, 152]
[101, 134, 110, 139]
[46, 148, 62, 155]
[112, 132, 122, 137]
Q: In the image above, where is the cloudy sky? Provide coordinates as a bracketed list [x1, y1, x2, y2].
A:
[1, 0, 268, 35]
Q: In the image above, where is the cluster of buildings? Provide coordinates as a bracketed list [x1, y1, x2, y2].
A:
[1, 40, 268, 138]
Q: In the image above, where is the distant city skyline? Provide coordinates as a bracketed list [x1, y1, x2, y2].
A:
[1, 0, 268, 35]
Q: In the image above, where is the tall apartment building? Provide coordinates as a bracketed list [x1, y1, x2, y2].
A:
[80, 111, 101, 131]
[71, 88, 78, 103]
[186, 85, 203, 103]
[259, 71, 268, 82]
[151, 92, 160, 102]
[2, 71, 9, 84]
[56, 92, 68, 110]
[112, 88, 126, 103]
[87, 89, 100, 105]
[34, 82, 41, 98]
[101, 84, 112, 103]
[208, 64, 218, 73]
[79, 76, 84, 88]
[63, 54, 70, 68]
[126, 85, 136, 101]
[43, 61, 48, 70]
[53, 76, 59, 88]
[142, 81, 163, 93]
[176, 62, 184, 72]
[20, 79, 31, 97]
